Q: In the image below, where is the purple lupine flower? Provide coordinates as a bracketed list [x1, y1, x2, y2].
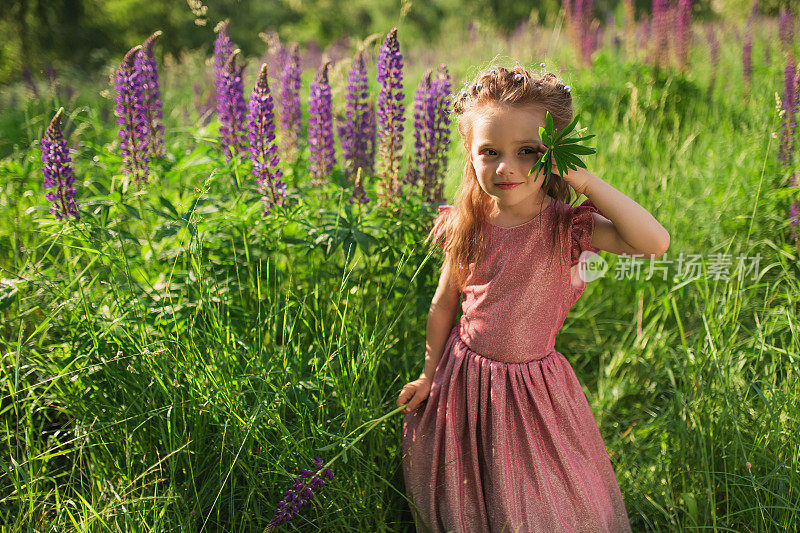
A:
[338, 49, 373, 180]
[137, 30, 166, 159]
[705, 25, 720, 91]
[302, 40, 323, 73]
[637, 15, 651, 53]
[407, 65, 452, 204]
[376, 27, 405, 204]
[743, 2, 758, 89]
[41, 107, 80, 221]
[279, 43, 302, 157]
[789, 174, 799, 242]
[675, 0, 693, 70]
[581, 0, 596, 64]
[571, 0, 584, 62]
[214, 19, 235, 107]
[307, 61, 335, 183]
[349, 167, 368, 205]
[406, 69, 433, 190]
[218, 49, 248, 162]
[743, 35, 752, 90]
[567, 0, 601, 63]
[429, 64, 452, 205]
[779, 54, 798, 169]
[114, 45, 150, 186]
[266, 455, 334, 531]
[364, 98, 376, 173]
[649, 0, 671, 66]
[247, 63, 287, 215]
[779, 6, 794, 57]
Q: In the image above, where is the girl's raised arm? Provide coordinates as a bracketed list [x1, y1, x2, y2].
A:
[565, 168, 670, 258]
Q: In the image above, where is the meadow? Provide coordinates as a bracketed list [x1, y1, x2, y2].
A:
[1, 6, 799, 532]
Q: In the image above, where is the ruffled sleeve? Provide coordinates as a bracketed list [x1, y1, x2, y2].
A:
[429, 204, 454, 251]
[569, 199, 606, 267]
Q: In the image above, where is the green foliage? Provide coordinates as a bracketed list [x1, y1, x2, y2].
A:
[531, 110, 597, 188]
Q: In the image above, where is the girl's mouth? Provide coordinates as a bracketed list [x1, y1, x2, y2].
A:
[496, 183, 522, 190]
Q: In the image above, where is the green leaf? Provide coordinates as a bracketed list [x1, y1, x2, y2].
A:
[563, 144, 596, 155]
[282, 236, 310, 245]
[160, 196, 180, 219]
[562, 151, 585, 168]
[153, 222, 181, 240]
[555, 134, 595, 145]
[122, 203, 141, 220]
[353, 230, 379, 255]
[553, 113, 580, 144]
[545, 111, 553, 133]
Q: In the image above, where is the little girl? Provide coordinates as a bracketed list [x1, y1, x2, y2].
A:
[396, 64, 670, 532]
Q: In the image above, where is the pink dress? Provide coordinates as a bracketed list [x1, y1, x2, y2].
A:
[402, 198, 632, 533]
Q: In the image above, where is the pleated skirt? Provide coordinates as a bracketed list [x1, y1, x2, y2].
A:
[401, 325, 632, 533]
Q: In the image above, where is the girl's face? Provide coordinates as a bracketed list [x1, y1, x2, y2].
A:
[468, 103, 549, 212]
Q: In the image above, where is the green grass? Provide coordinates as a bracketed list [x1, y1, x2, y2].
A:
[1, 17, 799, 531]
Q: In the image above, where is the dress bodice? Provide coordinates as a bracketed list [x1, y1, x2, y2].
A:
[430, 198, 605, 363]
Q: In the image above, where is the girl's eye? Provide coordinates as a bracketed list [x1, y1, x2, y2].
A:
[480, 148, 535, 156]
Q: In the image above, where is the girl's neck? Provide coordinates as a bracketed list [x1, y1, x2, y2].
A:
[487, 193, 554, 227]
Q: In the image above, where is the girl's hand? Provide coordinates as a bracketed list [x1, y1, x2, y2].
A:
[397, 375, 432, 414]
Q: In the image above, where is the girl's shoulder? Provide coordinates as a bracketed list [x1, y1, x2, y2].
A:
[564, 198, 606, 267]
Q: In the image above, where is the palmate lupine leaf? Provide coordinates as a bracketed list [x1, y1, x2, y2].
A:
[529, 110, 596, 189]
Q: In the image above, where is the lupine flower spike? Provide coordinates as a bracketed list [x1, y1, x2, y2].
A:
[218, 49, 248, 162]
[266, 455, 334, 530]
[779, 53, 798, 169]
[407, 64, 452, 204]
[364, 99, 377, 174]
[376, 27, 405, 206]
[307, 61, 336, 185]
[41, 107, 80, 221]
[114, 45, 150, 186]
[429, 64, 452, 205]
[214, 19, 235, 107]
[247, 63, 287, 215]
[339, 49, 373, 179]
[789, 174, 799, 243]
[137, 30, 166, 159]
[350, 166, 369, 205]
[279, 43, 302, 159]
[407, 69, 434, 189]
[743, 2, 757, 93]
[675, 0, 693, 71]
[779, 6, 794, 58]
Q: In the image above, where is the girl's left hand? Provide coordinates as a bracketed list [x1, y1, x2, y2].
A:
[534, 142, 592, 196]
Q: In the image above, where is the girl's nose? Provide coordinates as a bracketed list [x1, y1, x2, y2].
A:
[496, 159, 514, 176]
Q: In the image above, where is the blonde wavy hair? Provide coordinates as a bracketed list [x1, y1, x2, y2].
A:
[426, 62, 580, 293]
